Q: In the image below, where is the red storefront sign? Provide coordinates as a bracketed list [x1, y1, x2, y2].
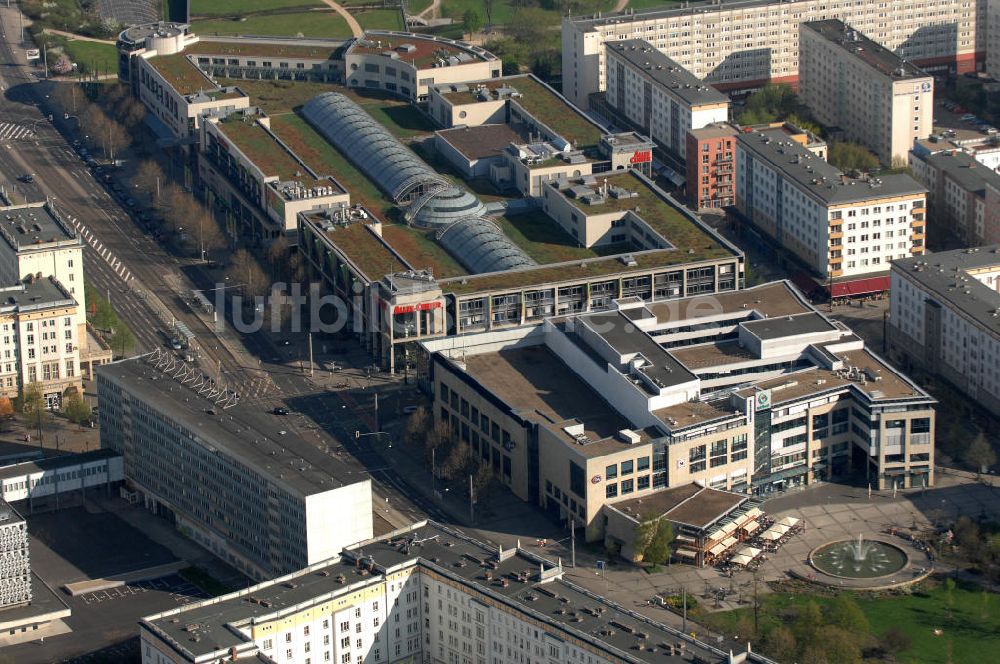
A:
[393, 301, 442, 315]
[629, 150, 652, 164]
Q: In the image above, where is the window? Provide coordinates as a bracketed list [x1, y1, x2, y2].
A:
[605, 464, 618, 480]
[620, 478, 634, 494]
[689, 445, 706, 473]
[340, 622, 349, 633]
[637, 456, 649, 472]
[569, 461, 585, 497]
[637, 475, 650, 490]
[606, 483, 617, 498]
[620, 460, 633, 475]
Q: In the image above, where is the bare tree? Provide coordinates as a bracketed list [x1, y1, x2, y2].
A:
[226, 249, 270, 299]
[132, 160, 164, 204]
[104, 120, 130, 161]
[80, 105, 107, 148]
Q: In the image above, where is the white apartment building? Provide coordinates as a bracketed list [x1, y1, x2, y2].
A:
[988, 0, 1000, 78]
[890, 246, 1000, 417]
[0, 278, 82, 408]
[139, 521, 769, 664]
[561, 0, 983, 110]
[97, 356, 373, 580]
[0, 501, 30, 611]
[736, 127, 927, 291]
[0, 202, 85, 340]
[799, 20, 933, 165]
[603, 39, 729, 160]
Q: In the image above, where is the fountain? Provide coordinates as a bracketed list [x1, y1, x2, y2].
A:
[810, 534, 908, 579]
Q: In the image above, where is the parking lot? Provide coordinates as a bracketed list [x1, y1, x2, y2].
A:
[3, 506, 210, 664]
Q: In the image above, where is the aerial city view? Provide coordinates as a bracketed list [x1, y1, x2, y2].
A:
[1, 0, 1000, 662]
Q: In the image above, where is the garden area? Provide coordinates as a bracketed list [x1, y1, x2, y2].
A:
[697, 577, 1000, 664]
[191, 10, 353, 38]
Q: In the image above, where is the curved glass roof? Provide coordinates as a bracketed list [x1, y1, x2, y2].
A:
[438, 218, 535, 274]
[302, 92, 449, 202]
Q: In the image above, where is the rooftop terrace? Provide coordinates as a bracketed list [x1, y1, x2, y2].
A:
[216, 114, 319, 184]
[148, 53, 215, 96]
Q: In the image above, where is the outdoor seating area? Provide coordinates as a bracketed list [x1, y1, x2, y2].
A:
[675, 506, 769, 568]
[718, 515, 805, 571]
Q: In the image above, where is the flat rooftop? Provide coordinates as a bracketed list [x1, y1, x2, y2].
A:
[461, 345, 640, 454]
[143, 521, 746, 663]
[737, 128, 926, 205]
[689, 123, 738, 140]
[436, 124, 523, 162]
[646, 281, 813, 324]
[215, 114, 320, 184]
[97, 358, 368, 497]
[670, 340, 757, 370]
[607, 40, 729, 106]
[0, 449, 118, 482]
[0, 203, 76, 250]
[147, 53, 216, 96]
[185, 38, 340, 61]
[609, 484, 747, 530]
[0, 277, 75, 311]
[346, 32, 491, 68]
[894, 246, 1000, 337]
[924, 150, 1000, 195]
[803, 19, 929, 81]
[302, 213, 408, 280]
[741, 311, 838, 340]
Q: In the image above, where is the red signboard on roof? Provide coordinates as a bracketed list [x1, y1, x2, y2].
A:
[629, 150, 652, 164]
[393, 301, 442, 315]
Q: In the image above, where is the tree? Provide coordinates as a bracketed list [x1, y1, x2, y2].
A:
[825, 594, 869, 635]
[965, 432, 996, 477]
[52, 82, 82, 115]
[404, 407, 431, 447]
[226, 249, 270, 299]
[52, 54, 73, 75]
[132, 160, 164, 204]
[483, 0, 494, 24]
[784, 113, 822, 137]
[81, 104, 108, 148]
[644, 519, 674, 565]
[761, 626, 796, 660]
[793, 600, 823, 646]
[828, 141, 880, 172]
[112, 324, 135, 357]
[462, 9, 482, 37]
[62, 393, 92, 427]
[0, 396, 14, 432]
[440, 440, 471, 480]
[104, 120, 130, 161]
[880, 626, 912, 657]
[801, 626, 861, 664]
[20, 382, 46, 437]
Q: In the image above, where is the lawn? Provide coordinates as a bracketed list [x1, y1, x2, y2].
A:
[192, 10, 352, 38]
[218, 78, 339, 113]
[624, 0, 686, 10]
[438, 0, 614, 27]
[697, 579, 1000, 664]
[403, 0, 433, 13]
[356, 8, 404, 31]
[496, 211, 606, 264]
[189, 0, 322, 17]
[62, 40, 118, 77]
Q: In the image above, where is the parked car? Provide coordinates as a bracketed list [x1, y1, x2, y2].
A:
[17, 173, 33, 183]
[272, 407, 289, 415]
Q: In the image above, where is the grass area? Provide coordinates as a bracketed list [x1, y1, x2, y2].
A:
[179, 566, 234, 597]
[511, 75, 603, 148]
[496, 211, 605, 264]
[192, 10, 352, 38]
[217, 114, 308, 180]
[218, 78, 338, 113]
[189, 0, 321, 17]
[625, 0, 686, 9]
[62, 40, 118, 77]
[356, 8, 404, 30]
[268, 112, 390, 214]
[698, 579, 1000, 664]
[438, 0, 612, 26]
[381, 224, 467, 278]
[404, 0, 433, 13]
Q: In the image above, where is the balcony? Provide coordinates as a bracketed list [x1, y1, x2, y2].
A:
[715, 154, 733, 164]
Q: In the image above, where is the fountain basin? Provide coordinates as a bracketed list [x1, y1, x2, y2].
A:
[809, 537, 908, 579]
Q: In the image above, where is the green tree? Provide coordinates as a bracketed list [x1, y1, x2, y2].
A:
[802, 626, 861, 664]
[112, 324, 135, 357]
[644, 519, 674, 565]
[828, 141, 880, 172]
[825, 594, 869, 634]
[785, 113, 822, 137]
[761, 625, 796, 659]
[62, 393, 92, 427]
[965, 432, 996, 477]
[461, 9, 482, 37]
[633, 513, 658, 563]
[793, 600, 823, 646]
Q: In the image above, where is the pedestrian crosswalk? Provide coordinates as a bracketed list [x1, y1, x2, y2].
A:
[0, 122, 35, 141]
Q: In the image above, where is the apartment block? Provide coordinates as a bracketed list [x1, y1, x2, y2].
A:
[989, 0, 1000, 78]
[139, 521, 773, 664]
[0, 501, 29, 611]
[561, 0, 982, 110]
[602, 40, 729, 161]
[889, 246, 1000, 418]
[908, 150, 1000, 245]
[799, 20, 933, 165]
[424, 281, 935, 545]
[0, 277, 82, 408]
[736, 126, 927, 294]
[686, 123, 738, 210]
[97, 356, 373, 580]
